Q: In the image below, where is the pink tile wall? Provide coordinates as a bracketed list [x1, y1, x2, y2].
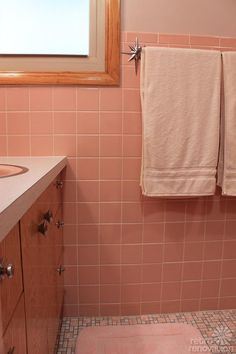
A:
[1, 32, 236, 316]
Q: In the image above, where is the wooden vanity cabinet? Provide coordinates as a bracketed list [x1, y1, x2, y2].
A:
[20, 177, 64, 354]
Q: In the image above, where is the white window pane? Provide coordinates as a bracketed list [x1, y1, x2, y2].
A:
[0, 0, 90, 55]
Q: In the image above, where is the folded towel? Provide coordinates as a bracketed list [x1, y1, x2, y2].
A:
[140, 47, 221, 197]
[217, 52, 236, 195]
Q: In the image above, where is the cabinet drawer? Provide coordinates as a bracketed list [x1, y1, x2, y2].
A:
[2, 295, 27, 354]
[0, 225, 23, 334]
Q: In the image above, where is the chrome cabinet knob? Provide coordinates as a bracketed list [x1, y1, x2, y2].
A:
[57, 265, 65, 275]
[44, 209, 53, 224]
[38, 220, 48, 236]
[5, 264, 14, 278]
[56, 180, 63, 189]
[56, 220, 64, 229]
[0, 262, 14, 279]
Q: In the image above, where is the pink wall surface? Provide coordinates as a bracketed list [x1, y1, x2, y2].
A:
[122, 0, 236, 37]
[1, 32, 236, 316]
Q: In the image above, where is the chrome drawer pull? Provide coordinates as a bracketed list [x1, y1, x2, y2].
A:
[56, 220, 64, 229]
[0, 262, 14, 279]
[57, 265, 65, 275]
[55, 180, 63, 189]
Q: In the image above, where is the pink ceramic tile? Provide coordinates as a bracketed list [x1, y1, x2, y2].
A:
[64, 286, 78, 304]
[165, 222, 185, 243]
[165, 200, 186, 222]
[54, 112, 76, 134]
[77, 181, 99, 202]
[143, 244, 163, 264]
[159, 34, 190, 45]
[77, 136, 99, 157]
[161, 301, 180, 313]
[31, 136, 53, 156]
[200, 298, 218, 311]
[7, 112, 29, 135]
[141, 283, 161, 302]
[126, 32, 157, 44]
[123, 112, 142, 135]
[79, 304, 99, 316]
[30, 112, 53, 135]
[78, 266, 99, 285]
[77, 245, 99, 265]
[63, 304, 79, 317]
[121, 304, 140, 316]
[182, 281, 201, 299]
[122, 66, 140, 89]
[141, 302, 160, 315]
[0, 136, 7, 156]
[162, 282, 181, 301]
[163, 263, 182, 282]
[0, 113, 6, 135]
[79, 285, 99, 304]
[223, 241, 236, 259]
[100, 88, 122, 111]
[30, 87, 52, 111]
[121, 284, 141, 303]
[143, 201, 165, 223]
[122, 202, 142, 223]
[142, 264, 162, 283]
[100, 224, 121, 244]
[181, 300, 199, 312]
[63, 202, 77, 224]
[63, 157, 76, 180]
[63, 181, 77, 202]
[190, 35, 219, 46]
[202, 261, 221, 280]
[100, 181, 122, 201]
[186, 200, 205, 221]
[77, 89, 99, 111]
[204, 241, 223, 260]
[220, 37, 236, 47]
[100, 245, 121, 265]
[7, 136, 30, 156]
[121, 244, 142, 264]
[183, 262, 202, 281]
[226, 199, 236, 219]
[225, 220, 236, 240]
[123, 158, 141, 180]
[53, 87, 76, 111]
[122, 224, 142, 244]
[100, 112, 122, 134]
[64, 225, 77, 245]
[100, 158, 122, 180]
[77, 203, 99, 224]
[123, 89, 141, 112]
[143, 223, 164, 243]
[64, 266, 78, 286]
[222, 260, 236, 278]
[78, 225, 99, 245]
[54, 135, 76, 157]
[185, 221, 205, 242]
[100, 304, 120, 316]
[202, 280, 220, 298]
[164, 243, 184, 262]
[121, 265, 142, 284]
[100, 136, 122, 157]
[0, 88, 6, 111]
[123, 135, 142, 157]
[122, 181, 142, 201]
[100, 266, 121, 284]
[184, 242, 204, 261]
[205, 200, 226, 220]
[100, 202, 121, 223]
[6, 87, 29, 111]
[77, 112, 99, 134]
[64, 245, 78, 265]
[76, 158, 99, 180]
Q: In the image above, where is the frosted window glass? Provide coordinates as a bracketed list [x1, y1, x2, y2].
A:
[0, 0, 90, 55]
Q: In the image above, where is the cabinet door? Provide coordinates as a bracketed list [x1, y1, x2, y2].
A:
[20, 180, 63, 354]
[2, 295, 27, 354]
[0, 224, 23, 334]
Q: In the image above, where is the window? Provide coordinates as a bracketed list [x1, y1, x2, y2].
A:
[0, 0, 120, 85]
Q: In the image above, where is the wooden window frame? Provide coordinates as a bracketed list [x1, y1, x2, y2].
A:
[0, 0, 120, 85]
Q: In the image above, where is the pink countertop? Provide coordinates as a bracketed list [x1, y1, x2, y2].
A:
[0, 156, 67, 241]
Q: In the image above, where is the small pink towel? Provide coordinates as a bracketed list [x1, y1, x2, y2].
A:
[76, 323, 211, 354]
[140, 47, 222, 197]
[217, 52, 236, 195]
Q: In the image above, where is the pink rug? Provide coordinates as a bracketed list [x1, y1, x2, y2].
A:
[76, 323, 211, 354]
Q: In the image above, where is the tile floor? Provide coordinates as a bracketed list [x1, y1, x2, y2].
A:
[56, 310, 236, 354]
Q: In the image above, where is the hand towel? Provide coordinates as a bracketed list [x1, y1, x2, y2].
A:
[217, 52, 236, 195]
[140, 47, 221, 197]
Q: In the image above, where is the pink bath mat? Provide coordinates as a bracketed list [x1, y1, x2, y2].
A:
[76, 323, 211, 354]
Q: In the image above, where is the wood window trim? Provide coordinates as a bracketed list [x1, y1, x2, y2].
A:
[0, 0, 120, 86]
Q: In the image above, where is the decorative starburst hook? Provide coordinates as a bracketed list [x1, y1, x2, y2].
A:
[122, 37, 142, 75]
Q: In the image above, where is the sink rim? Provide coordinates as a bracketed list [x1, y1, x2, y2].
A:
[0, 164, 29, 178]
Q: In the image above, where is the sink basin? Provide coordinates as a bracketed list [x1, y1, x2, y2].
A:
[0, 164, 28, 178]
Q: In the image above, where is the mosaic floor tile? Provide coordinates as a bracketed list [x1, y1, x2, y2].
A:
[56, 310, 236, 354]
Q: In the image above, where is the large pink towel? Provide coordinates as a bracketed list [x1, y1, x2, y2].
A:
[218, 52, 236, 195]
[140, 47, 221, 197]
[76, 323, 211, 354]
